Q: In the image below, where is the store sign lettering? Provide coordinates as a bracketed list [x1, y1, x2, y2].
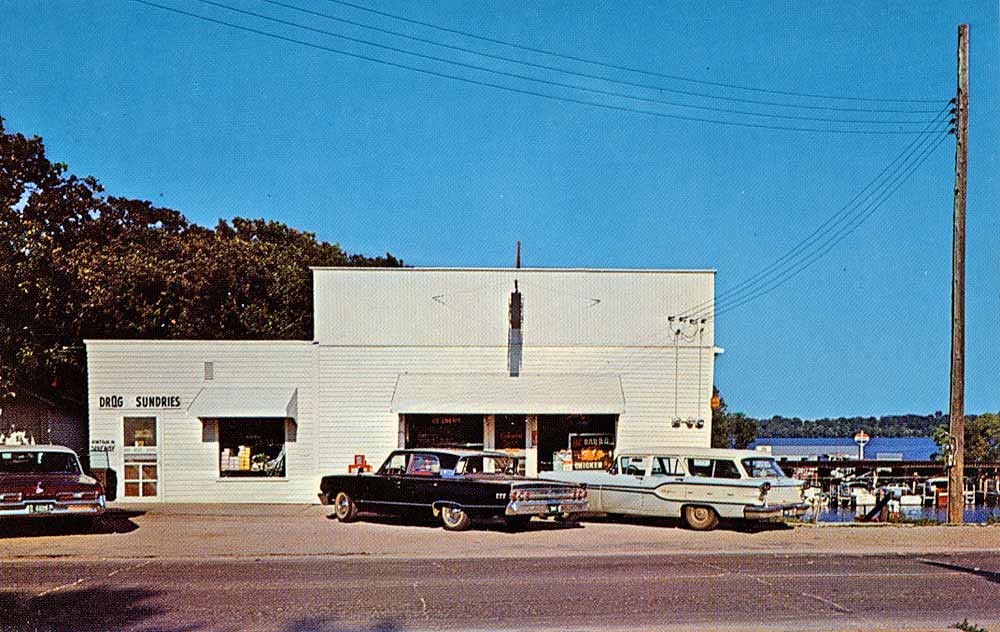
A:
[135, 396, 181, 409]
[98, 395, 181, 409]
[570, 433, 615, 471]
[90, 439, 116, 453]
[99, 396, 125, 409]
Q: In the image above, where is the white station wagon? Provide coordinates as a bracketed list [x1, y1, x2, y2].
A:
[541, 447, 808, 530]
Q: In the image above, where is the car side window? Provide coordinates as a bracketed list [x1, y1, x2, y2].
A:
[381, 453, 408, 476]
[407, 454, 440, 476]
[713, 460, 742, 479]
[651, 456, 682, 476]
[620, 456, 647, 476]
[687, 458, 713, 477]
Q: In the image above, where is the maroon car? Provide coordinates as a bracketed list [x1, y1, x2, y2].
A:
[0, 445, 106, 527]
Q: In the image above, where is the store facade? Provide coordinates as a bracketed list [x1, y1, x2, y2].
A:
[86, 267, 720, 503]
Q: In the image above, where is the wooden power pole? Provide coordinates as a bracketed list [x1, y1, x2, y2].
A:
[947, 24, 969, 525]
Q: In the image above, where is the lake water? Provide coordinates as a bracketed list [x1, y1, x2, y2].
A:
[807, 504, 1000, 523]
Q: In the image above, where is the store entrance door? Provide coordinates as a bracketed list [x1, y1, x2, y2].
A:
[495, 415, 526, 475]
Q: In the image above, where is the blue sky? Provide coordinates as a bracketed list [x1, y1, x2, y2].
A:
[2, 1, 996, 419]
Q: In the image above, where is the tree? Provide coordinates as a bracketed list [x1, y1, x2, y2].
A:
[710, 387, 757, 449]
[933, 413, 1000, 463]
[0, 116, 403, 411]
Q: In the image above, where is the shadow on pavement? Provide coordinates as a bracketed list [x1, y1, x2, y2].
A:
[0, 509, 144, 539]
[0, 586, 193, 632]
[324, 511, 582, 533]
[582, 513, 794, 533]
[283, 617, 401, 632]
[918, 558, 1000, 585]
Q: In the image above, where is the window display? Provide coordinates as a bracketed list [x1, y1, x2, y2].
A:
[218, 419, 286, 478]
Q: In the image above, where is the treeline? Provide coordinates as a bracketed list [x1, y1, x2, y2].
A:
[0, 116, 403, 411]
[755, 413, 950, 438]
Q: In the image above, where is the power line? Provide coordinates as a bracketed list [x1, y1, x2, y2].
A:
[694, 130, 950, 321]
[322, 0, 946, 105]
[264, 0, 941, 116]
[678, 103, 953, 319]
[696, 128, 949, 319]
[193, 0, 938, 129]
[132, 1, 943, 135]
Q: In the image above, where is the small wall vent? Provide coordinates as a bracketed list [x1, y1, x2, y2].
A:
[204, 362, 215, 381]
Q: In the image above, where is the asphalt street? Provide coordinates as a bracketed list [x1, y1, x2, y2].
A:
[3, 552, 1000, 632]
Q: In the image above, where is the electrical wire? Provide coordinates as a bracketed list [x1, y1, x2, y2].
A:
[692, 127, 949, 319]
[265, 0, 940, 116]
[677, 103, 953, 318]
[322, 0, 947, 105]
[694, 130, 951, 321]
[692, 126, 949, 319]
[193, 0, 938, 128]
[132, 0, 941, 135]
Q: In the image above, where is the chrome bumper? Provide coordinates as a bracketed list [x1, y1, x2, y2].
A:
[318, 492, 330, 505]
[744, 502, 810, 521]
[505, 499, 590, 517]
[0, 496, 106, 518]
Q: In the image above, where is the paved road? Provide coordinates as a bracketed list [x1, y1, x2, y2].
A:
[3, 552, 1000, 631]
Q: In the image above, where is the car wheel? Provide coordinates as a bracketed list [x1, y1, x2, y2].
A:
[503, 515, 532, 531]
[440, 505, 472, 531]
[334, 491, 358, 523]
[683, 505, 719, 531]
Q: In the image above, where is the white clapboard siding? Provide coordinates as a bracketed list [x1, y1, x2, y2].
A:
[313, 268, 715, 348]
[86, 340, 317, 503]
[316, 344, 713, 478]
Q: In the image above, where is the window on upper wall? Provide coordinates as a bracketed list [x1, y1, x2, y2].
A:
[218, 419, 286, 478]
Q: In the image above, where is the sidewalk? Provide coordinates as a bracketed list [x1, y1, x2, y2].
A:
[2, 503, 998, 561]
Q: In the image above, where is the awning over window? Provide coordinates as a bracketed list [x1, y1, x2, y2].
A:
[390, 374, 624, 415]
[187, 387, 298, 419]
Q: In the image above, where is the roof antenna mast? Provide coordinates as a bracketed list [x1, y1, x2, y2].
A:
[516, 240, 521, 269]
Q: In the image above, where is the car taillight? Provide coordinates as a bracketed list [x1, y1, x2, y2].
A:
[56, 491, 100, 502]
[0, 492, 22, 503]
[510, 490, 522, 502]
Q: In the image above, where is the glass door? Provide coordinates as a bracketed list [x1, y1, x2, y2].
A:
[122, 416, 159, 499]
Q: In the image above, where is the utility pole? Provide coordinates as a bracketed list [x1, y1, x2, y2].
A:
[947, 23, 969, 525]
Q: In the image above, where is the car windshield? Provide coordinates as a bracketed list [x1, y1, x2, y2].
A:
[0, 451, 81, 475]
[741, 458, 785, 478]
[455, 454, 517, 476]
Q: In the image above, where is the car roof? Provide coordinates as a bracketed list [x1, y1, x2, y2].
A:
[0, 444, 78, 454]
[391, 448, 512, 459]
[614, 446, 773, 460]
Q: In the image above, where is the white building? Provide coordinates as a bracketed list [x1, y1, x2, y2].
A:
[86, 267, 720, 503]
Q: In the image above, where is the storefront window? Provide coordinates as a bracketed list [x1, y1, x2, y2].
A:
[404, 414, 483, 449]
[538, 414, 617, 472]
[218, 419, 286, 478]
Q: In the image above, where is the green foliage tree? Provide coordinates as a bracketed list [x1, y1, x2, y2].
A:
[710, 387, 757, 449]
[0, 116, 402, 410]
[932, 413, 1000, 463]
